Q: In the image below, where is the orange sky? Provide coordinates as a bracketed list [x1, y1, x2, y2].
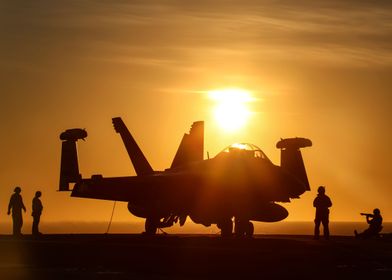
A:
[0, 0, 391, 230]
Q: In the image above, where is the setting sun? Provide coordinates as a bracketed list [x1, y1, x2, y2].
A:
[208, 88, 253, 132]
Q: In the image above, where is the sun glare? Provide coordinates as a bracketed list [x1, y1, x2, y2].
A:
[208, 88, 253, 132]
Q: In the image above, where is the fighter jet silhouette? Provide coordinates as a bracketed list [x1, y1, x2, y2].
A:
[59, 117, 312, 237]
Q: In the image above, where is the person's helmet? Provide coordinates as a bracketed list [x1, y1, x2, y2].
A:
[14, 186, 21, 193]
[35, 191, 42, 197]
[373, 208, 380, 215]
[317, 186, 325, 194]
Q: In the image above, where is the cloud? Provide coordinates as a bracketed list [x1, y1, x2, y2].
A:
[2, 0, 392, 74]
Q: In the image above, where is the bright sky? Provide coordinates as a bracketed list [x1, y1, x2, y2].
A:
[0, 0, 391, 230]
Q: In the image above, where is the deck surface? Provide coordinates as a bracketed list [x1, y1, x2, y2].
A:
[0, 234, 391, 279]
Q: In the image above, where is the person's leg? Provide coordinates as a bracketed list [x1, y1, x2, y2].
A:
[12, 215, 17, 235]
[32, 216, 38, 235]
[314, 219, 321, 239]
[19, 215, 23, 235]
[361, 228, 377, 239]
[322, 218, 329, 240]
[13, 213, 22, 235]
[355, 228, 373, 239]
[36, 215, 41, 234]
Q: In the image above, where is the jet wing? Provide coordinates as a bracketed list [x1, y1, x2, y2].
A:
[71, 173, 201, 202]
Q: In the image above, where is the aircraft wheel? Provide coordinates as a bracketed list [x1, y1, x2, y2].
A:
[234, 219, 246, 237]
[219, 219, 233, 237]
[144, 217, 158, 235]
[245, 222, 254, 237]
[235, 219, 253, 237]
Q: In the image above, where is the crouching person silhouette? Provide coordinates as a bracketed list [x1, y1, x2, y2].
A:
[7, 186, 26, 236]
[32, 191, 43, 236]
[355, 208, 383, 239]
[313, 186, 332, 240]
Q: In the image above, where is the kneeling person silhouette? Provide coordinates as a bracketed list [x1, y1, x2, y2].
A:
[355, 208, 382, 239]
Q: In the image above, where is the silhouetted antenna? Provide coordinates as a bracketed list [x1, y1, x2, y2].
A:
[105, 201, 117, 234]
[158, 228, 168, 235]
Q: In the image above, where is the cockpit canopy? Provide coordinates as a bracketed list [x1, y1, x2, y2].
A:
[216, 143, 271, 162]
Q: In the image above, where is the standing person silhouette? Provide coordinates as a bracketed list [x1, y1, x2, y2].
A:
[32, 191, 43, 236]
[7, 186, 26, 236]
[313, 186, 332, 240]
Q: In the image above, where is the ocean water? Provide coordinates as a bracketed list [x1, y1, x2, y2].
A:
[1, 221, 391, 236]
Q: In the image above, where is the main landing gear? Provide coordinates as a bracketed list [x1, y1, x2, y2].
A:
[144, 214, 187, 235]
[145, 216, 254, 238]
[217, 218, 233, 237]
[234, 218, 254, 238]
[144, 217, 159, 235]
[217, 218, 254, 238]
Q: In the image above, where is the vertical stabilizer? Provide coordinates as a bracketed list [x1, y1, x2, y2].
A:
[59, 129, 87, 191]
[112, 117, 154, 176]
[276, 137, 312, 191]
[171, 121, 204, 168]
